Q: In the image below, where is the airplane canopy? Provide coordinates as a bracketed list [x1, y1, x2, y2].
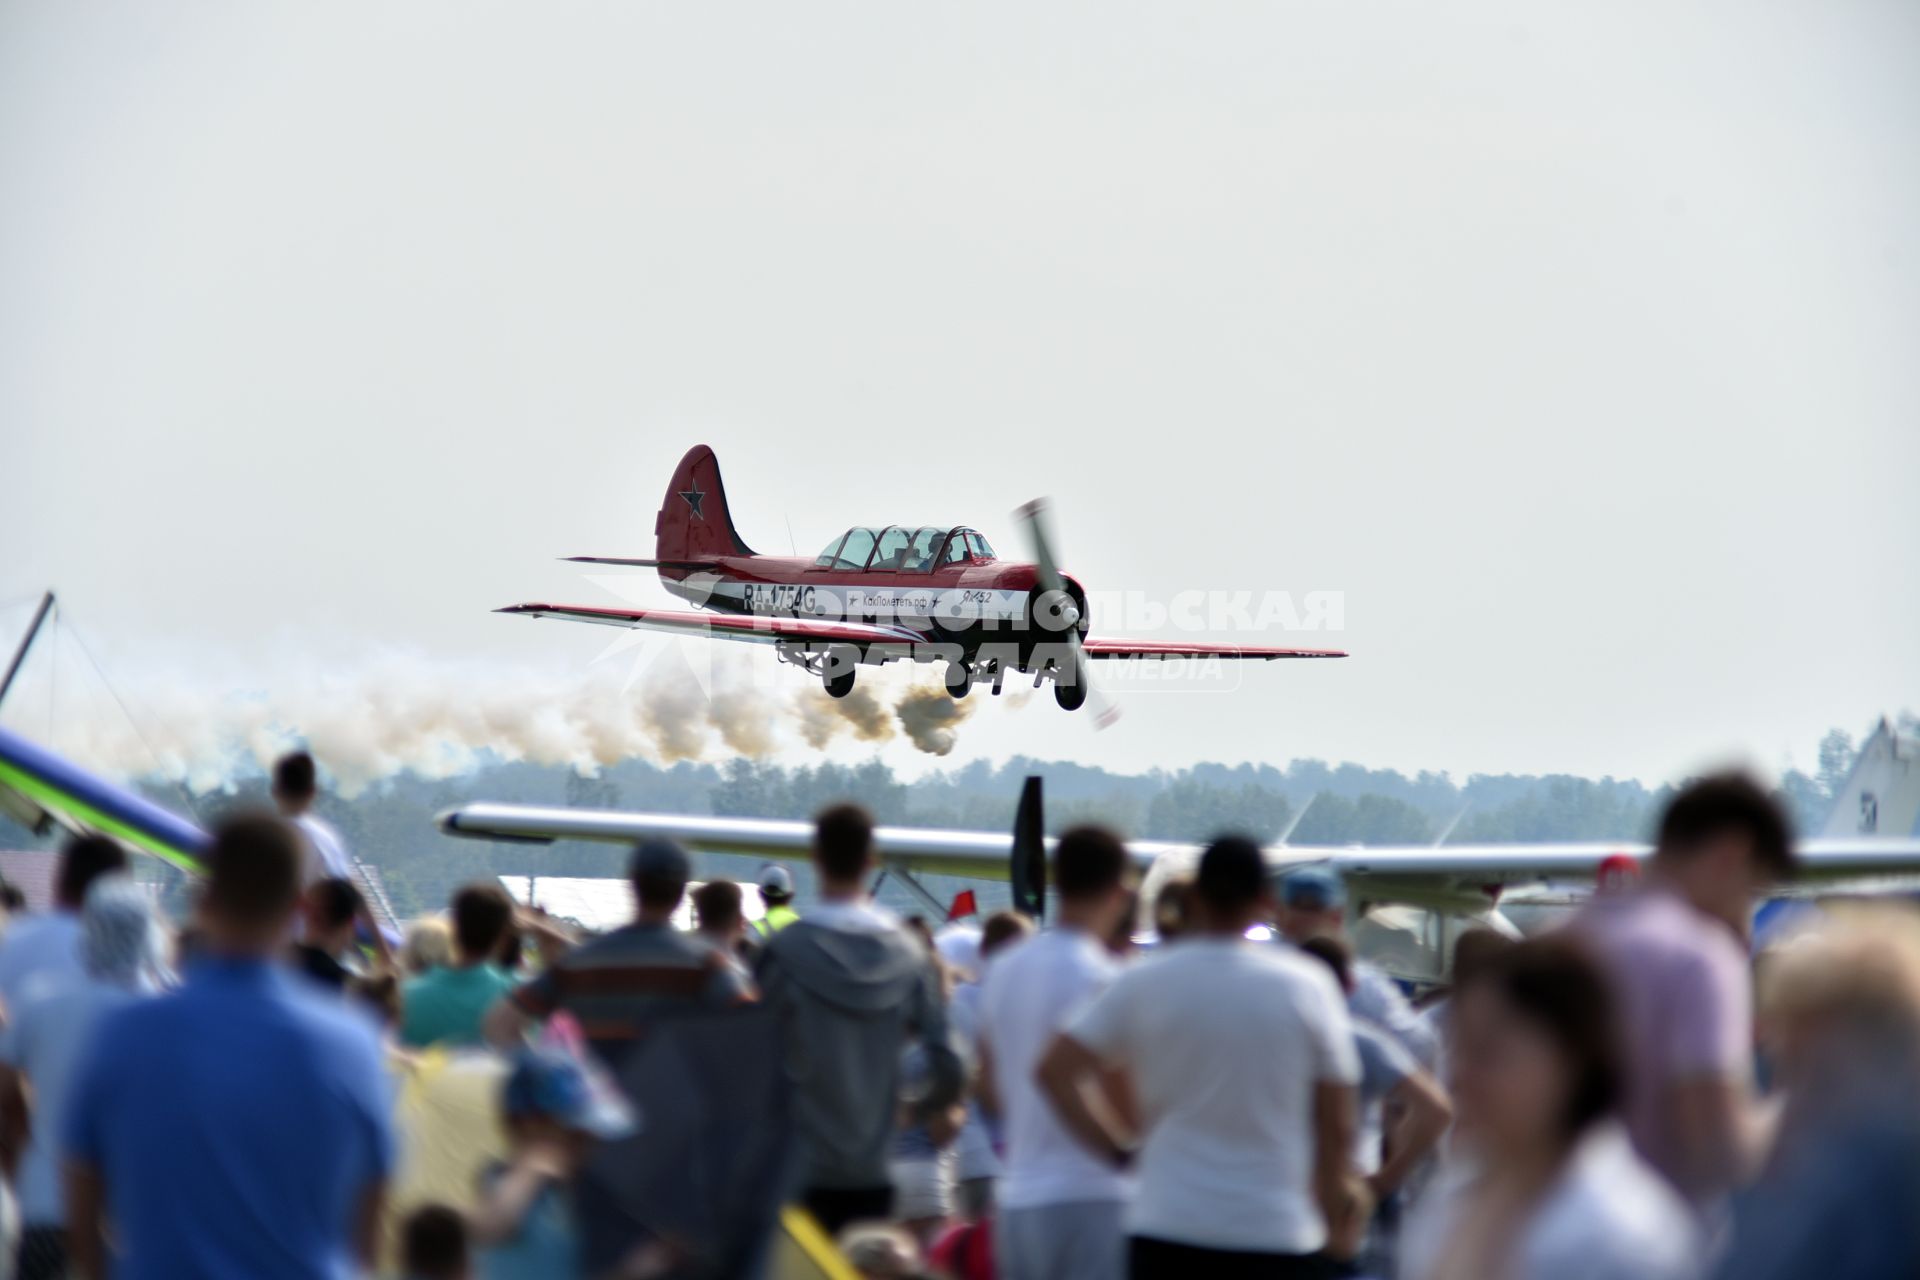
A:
[811, 526, 996, 571]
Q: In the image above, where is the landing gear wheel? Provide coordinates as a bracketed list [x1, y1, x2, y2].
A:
[945, 661, 972, 699]
[824, 645, 858, 699]
[1054, 655, 1088, 711]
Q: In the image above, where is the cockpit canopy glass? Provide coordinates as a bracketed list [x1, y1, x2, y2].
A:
[813, 526, 992, 570]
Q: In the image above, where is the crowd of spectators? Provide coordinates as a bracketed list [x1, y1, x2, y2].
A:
[0, 755, 1913, 1278]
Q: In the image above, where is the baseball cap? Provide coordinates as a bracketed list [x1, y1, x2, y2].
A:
[757, 864, 795, 898]
[628, 838, 692, 882]
[503, 1048, 636, 1140]
[1280, 866, 1347, 910]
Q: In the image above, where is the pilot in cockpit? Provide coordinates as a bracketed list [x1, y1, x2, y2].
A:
[902, 527, 942, 571]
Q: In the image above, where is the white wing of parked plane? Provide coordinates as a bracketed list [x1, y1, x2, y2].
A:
[437, 801, 1920, 911]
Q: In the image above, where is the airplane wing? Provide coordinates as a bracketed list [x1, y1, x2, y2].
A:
[437, 802, 1920, 904]
[436, 803, 1131, 879]
[1081, 638, 1348, 660]
[0, 723, 208, 873]
[494, 603, 927, 647]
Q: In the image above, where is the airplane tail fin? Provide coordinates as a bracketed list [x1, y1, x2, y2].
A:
[654, 445, 756, 561]
[1822, 718, 1920, 838]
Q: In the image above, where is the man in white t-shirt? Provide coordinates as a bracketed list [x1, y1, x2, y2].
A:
[978, 827, 1136, 1280]
[273, 751, 391, 966]
[273, 752, 355, 886]
[1039, 835, 1363, 1280]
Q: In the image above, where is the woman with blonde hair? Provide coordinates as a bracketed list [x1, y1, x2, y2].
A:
[1715, 906, 1920, 1279]
[401, 916, 456, 975]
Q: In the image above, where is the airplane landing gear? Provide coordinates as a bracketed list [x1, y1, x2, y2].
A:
[1054, 673, 1088, 712]
[824, 644, 861, 699]
[1052, 653, 1088, 711]
[788, 643, 859, 699]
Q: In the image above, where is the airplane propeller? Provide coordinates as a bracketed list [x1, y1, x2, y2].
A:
[1015, 498, 1121, 729]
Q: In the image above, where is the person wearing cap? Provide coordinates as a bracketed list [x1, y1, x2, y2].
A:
[1276, 867, 1438, 1070]
[483, 839, 753, 1070]
[470, 1048, 635, 1280]
[751, 865, 800, 938]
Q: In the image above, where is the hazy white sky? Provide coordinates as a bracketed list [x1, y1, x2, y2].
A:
[2, 1, 1916, 789]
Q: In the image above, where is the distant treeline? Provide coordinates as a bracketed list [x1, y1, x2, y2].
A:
[0, 722, 1892, 923]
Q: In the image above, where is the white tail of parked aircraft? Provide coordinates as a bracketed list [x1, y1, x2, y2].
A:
[1821, 718, 1920, 839]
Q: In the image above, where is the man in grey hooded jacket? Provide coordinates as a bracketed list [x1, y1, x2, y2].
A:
[757, 803, 964, 1234]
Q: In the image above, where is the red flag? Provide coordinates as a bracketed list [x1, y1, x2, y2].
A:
[947, 890, 978, 921]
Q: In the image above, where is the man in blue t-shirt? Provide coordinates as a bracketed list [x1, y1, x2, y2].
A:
[64, 813, 394, 1280]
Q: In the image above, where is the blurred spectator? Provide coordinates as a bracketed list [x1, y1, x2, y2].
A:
[1277, 867, 1438, 1068]
[483, 840, 750, 1069]
[400, 1203, 471, 1280]
[274, 751, 393, 968]
[497, 930, 526, 976]
[1149, 876, 1193, 943]
[292, 877, 365, 992]
[471, 1049, 633, 1280]
[928, 1215, 994, 1280]
[1400, 939, 1698, 1280]
[0, 878, 163, 1280]
[383, 1053, 509, 1274]
[691, 878, 753, 974]
[981, 827, 1133, 1280]
[904, 916, 941, 967]
[890, 1039, 967, 1247]
[1573, 772, 1793, 1205]
[1103, 888, 1140, 959]
[1040, 836, 1363, 1279]
[0, 1067, 21, 1280]
[0, 834, 127, 1013]
[1713, 907, 1920, 1280]
[935, 922, 984, 985]
[63, 812, 393, 1280]
[401, 918, 456, 976]
[838, 1222, 924, 1280]
[402, 885, 519, 1049]
[756, 804, 962, 1235]
[352, 971, 404, 1032]
[948, 910, 1034, 1221]
[1415, 928, 1516, 1066]
[751, 865, 799, 939]
[1298, 934, 1452, 1275]
[273, 751, 353, 885]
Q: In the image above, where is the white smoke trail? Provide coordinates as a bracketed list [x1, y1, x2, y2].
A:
[27, 650, 982, 797]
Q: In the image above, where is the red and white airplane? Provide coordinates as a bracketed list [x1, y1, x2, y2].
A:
[497, 445, 1344, 716]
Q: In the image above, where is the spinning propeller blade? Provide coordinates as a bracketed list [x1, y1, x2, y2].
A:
[1014, 498, 1120, 728]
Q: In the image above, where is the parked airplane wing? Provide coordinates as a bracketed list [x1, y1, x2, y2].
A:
[435, 802, 1920, 897]
[493, 603, 927, 647]
[1081, 638, 1348, 660]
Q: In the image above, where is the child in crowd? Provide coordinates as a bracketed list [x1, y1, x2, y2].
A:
[400, 1204, 472, 1280]
[471, 1049, 632, 1280]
